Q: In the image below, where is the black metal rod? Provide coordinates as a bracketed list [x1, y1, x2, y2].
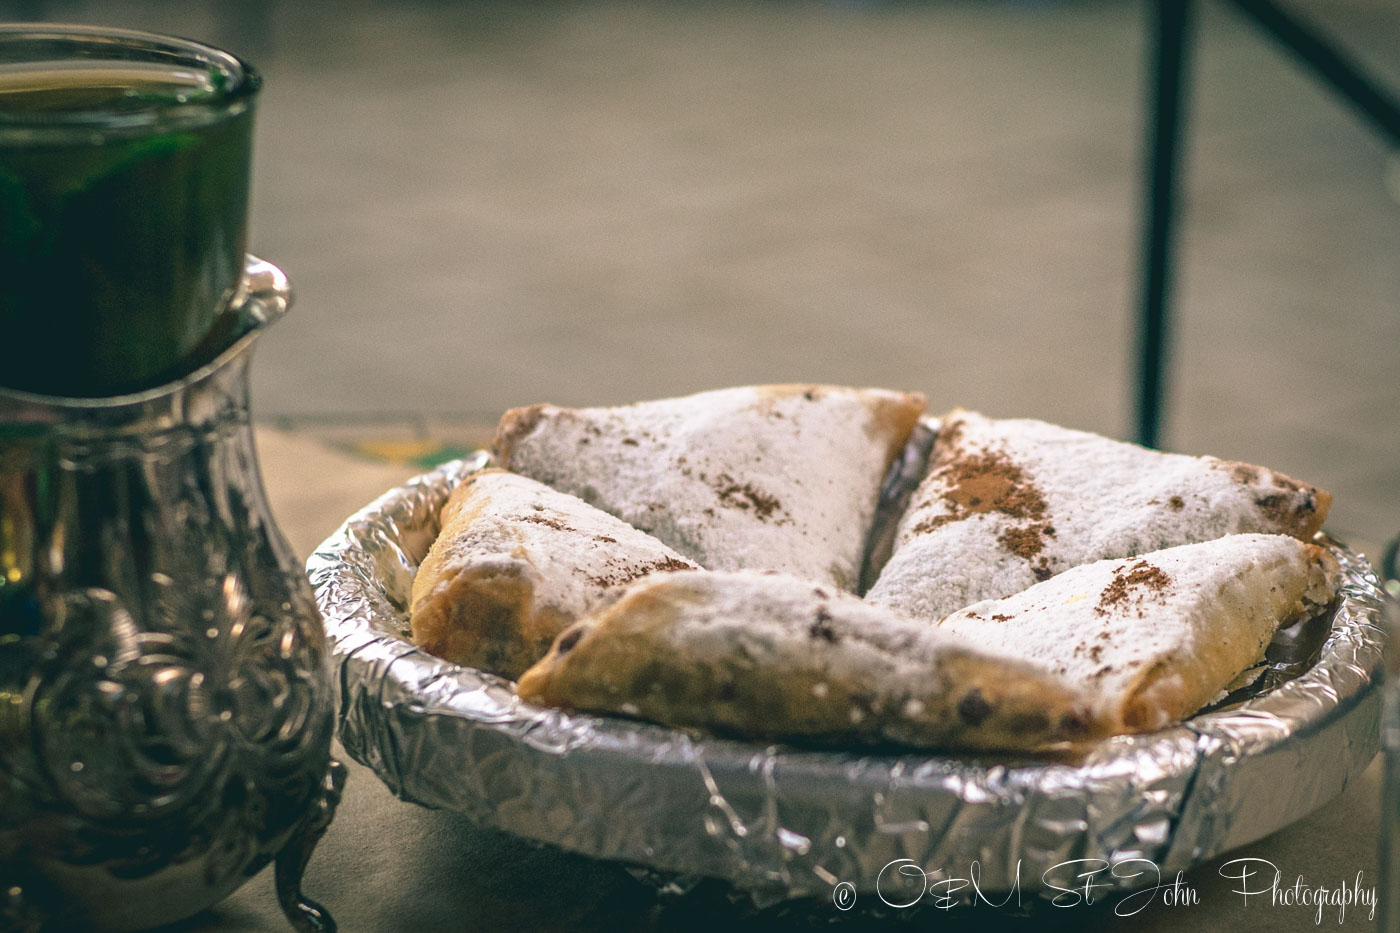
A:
[1135, 0, 1194, 450]
[1223, 0, 1400, 147]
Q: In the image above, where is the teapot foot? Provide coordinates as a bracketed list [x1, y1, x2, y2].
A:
[275, 758, 348, 933]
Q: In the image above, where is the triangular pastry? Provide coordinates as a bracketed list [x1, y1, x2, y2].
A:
[410, 469, 698, 679]
[932, 534, 1339, 733]
[516, 570, 1108, 752]
[866, 410, 1331, 620]
[493, 384, 926, 590]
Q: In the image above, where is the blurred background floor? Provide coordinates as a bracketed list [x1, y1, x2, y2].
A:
[10, 0, 1398, 553]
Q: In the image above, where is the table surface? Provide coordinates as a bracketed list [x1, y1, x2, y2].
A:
[170, 428, 1384, 933]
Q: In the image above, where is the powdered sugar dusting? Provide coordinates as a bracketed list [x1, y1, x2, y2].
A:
[867, 410, 1331, 620]
[933, 534, 1338, 728]
[520, 569, 1100, 750]
[414, 473, 700, 624]
[495, 385, 925, 590]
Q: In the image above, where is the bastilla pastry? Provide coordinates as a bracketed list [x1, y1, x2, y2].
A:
[517, 570, 1107, 752]
[933, 534, 1339, 733]
[493, 384, 926, 591]
[866, 410, 1331, 621]
[410, 469, 698, 679]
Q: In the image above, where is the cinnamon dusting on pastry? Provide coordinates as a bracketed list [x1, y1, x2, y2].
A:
[1094, 560, 1171, 616]
[412, 470, 701, 679]
[912, 450, 1047, 528]
[912, 448, 1057, 565]
[496, 385, 927, 588]
[873, 412, 1335, 622]
[931, 415, 967, 463]
[520, 513, 576, 533]
[711, 472, 783, 521]
[998, 522, 1056, 559]
[585, 555, 694, 590]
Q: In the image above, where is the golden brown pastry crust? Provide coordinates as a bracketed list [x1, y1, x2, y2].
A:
[517, 570, 1106, 752]
[867, 409, 1334, 621]
[416, 389, 1342, 749]
[410, 469, 698, 678]
[931, 534, 1340, 733]
[492, 384, 927, 590]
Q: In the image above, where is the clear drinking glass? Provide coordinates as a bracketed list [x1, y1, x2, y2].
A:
[0, 24, 259, 397]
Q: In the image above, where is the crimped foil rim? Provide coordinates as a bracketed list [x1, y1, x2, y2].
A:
[308, 453, 1384, 900]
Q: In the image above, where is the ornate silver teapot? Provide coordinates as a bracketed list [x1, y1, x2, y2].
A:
[0, 259, 342, 932]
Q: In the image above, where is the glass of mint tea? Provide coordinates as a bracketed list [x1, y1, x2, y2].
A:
[0, 24, 260, 398]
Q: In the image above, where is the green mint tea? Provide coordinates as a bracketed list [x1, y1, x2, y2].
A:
[0, 33, 259, 398]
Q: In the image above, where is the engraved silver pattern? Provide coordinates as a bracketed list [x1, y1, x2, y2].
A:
[0, 258, 340, 932]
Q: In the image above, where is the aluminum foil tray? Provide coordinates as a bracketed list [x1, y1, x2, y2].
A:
[308, 450, 1385, 902]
